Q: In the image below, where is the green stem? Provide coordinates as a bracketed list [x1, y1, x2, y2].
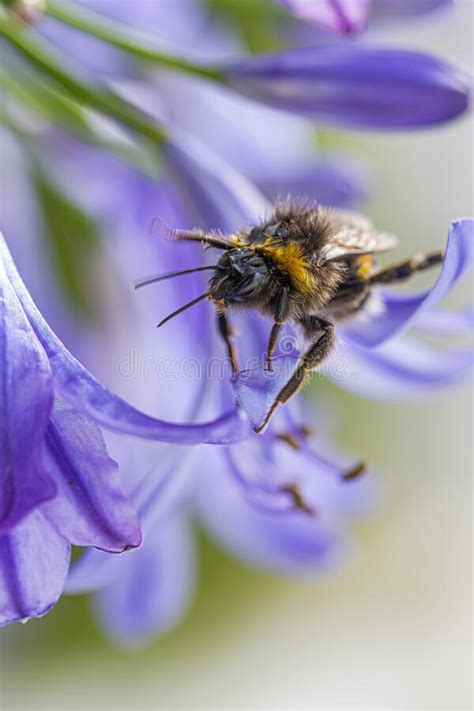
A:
[0, 14, 166, 145]
[44, 0, 225, 82]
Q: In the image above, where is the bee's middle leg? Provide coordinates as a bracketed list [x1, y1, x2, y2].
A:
[216, 311, 239, 374]
[255, 317, 335, 433]
[265, 287, 289, 372]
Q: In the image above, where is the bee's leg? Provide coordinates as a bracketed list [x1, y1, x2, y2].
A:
[256, 317, 335, 433]
[265, 288, 289, 372]
[216, 311, 239, 374]
[369, 250, 443, 286]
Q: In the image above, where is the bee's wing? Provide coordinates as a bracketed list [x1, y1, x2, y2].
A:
[322, 224, 398, 262]
[151, 217, 233, 250]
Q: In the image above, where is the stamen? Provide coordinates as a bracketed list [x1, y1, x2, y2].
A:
[342, 460, 367, 481]
[280, 483, 315, 516]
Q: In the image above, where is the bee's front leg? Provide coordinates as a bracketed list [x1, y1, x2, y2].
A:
[216, 310, 239, 374]
[255, 317, 335, 433]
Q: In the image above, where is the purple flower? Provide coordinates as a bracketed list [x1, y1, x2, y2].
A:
[279, 0, 452, 34]
[280, 0, 371, 34]
[225, 46, 471, 129]
[66, 398, 372, 648]
[0, 228, 249, 626]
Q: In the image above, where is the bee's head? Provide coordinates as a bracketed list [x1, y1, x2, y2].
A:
[210, 247, 272, 305]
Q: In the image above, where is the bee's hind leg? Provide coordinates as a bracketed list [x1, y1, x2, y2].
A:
[255, 317, 335, 433]
[369, 250, 443, 286]
[216, 311, 239, 374]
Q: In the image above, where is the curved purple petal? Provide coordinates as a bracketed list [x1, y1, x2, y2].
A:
[41, 401, 142, 553]
[0, 511, 70, 626]
[232, 356, 300, 431]
[413, 305, 474, 338]
[93, 517, 195, 647]
[0, 248, 56, 533]
[328, 336, 474, 399]
[0, 234, 249, 445]
[281, 0, 370, 34]
[225, 47, 471, 130]
[343, 219, 474, 347]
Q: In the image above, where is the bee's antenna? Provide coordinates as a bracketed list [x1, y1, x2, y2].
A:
[157, 291, 211, 328]
[151, 217, 233, 250]
[134, 265, 218, 290]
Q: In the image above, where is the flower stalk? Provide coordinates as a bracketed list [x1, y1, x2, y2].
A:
[0, 13, 166, 145]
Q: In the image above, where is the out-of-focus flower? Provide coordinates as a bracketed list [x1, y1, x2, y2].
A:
[0, 229, 249, 626]
[279, 0, 452, 34]
[17, 129, 364, 647]
[225, 46, 471, 129]
[280, 0, 371, 34]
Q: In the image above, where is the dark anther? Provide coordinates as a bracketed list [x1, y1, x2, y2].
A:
[342, 460, 367, 481]
[280, 483, 315, 516]
[275, 432, 301, 451]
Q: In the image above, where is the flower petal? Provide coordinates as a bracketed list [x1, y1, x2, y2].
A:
[413, 305, 474, 338]
[197, 449, 350, 574]
[232, 356, 300, 431]
[164, 128, 270, 233]
[343, 219, 474, 347]
[0, 246, 56, 532]
[0, 510, 70, 626]
[0, 234, 249, 445]
[329, 336, 474, 399]
[226, 47, 471, 129]
[258, 156, 368, 209]
[92, 517, 195, 647]
[281, 0, 370, 34]
[41, 400, 142, 553]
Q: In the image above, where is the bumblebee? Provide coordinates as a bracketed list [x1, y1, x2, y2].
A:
[136, 202, 443, 433]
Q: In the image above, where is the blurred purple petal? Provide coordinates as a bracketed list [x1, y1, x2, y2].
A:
[343, 219, 474, 347]
[164, 129, 270, 233]
[93, 517, 195, 647]
[258, 156, 368, 209]
[413, 305, 474, 338]
[197, 450, 348, 574]
[41, 401, 142, 553]
[329, 337, 474, 399]
[0, 246, 56, 533]
[281, 0, 370, 34]
[226, 47, 471, 129]
[0, 234, 249, 445]
[370, 0, 453, 22]
[0, 511, 70, 626]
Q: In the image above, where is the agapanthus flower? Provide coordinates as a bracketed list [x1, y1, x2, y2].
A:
[57, 170, 374, 648]
[0, 230, 249, 626]
[26, 121, 469, 645]
[279, 0, 452, 35]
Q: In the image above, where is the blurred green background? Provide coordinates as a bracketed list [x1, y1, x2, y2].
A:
[0, 4, 472, 710]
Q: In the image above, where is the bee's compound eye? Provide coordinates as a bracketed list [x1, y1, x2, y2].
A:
[247, 226, 263, 244]
[266, 222, 288, 240]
